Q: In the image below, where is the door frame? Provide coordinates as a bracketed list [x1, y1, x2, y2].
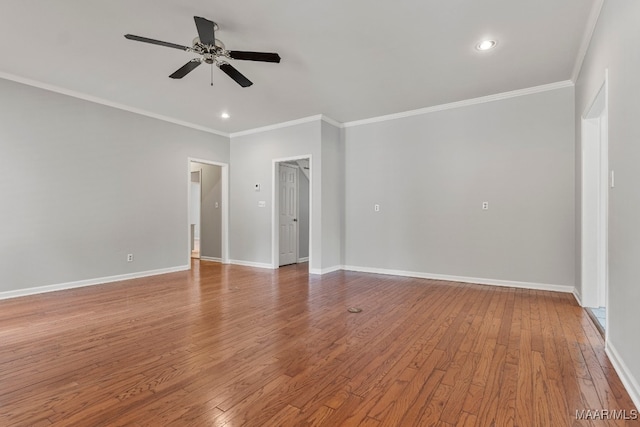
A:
[187, 158, 230, 265]
[580, 70, 609, 331]
[271, 155, 312, 270]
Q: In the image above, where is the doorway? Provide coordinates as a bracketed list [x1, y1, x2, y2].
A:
[188, 158, 230, 265]
[581, 74, 609, 334]
[272, 156, 311, 269]
[190, 169, 202, 259]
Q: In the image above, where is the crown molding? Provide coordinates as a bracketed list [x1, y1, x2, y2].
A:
[343, 80, 574, 128]
[229, 80, 575, 137]
[320, 115, 342, 128]
[230, 114, 345, 139]
[3, 70, 576, 138]
[571, 0, 605, 83]
[230, 115, 325, 138]
[0, 72, 229, 137]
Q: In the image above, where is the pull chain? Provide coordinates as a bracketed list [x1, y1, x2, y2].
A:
[210, 64, 214, 86]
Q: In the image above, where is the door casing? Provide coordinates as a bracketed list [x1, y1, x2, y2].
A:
[580, 71, 609, 333]
[187, 158, 229, 265]
[272, 155, 312, 270]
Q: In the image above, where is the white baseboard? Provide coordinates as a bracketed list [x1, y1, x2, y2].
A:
[309, 265, 343, 275]
[297, 257, 309, 263]
[229, 259, 275, 269]
[573, 289, 584, 306]
[0, 265, 190, 301]
[606, 341, 640, 411]
[200, 256, 223, 263]
[341, 265, 575, 293]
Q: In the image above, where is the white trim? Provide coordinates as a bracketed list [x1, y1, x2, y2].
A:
[310, 265, 343, 275]
[580, 71, 609, 313]
[2, 71, 577, 138]
[571, 0, 605, 82]
[342, 81, 574, 128]
[341, 265, 575, 293]
[200, 256, 223, 263]
[320, 115, 343, 128]
[605, 342, 640, 411]
[298, 257, 309, 263]
[0, 265, 189, 301]
[188, 158, 230, 266]
[573, 289, 583, 306]
[229, 259, 275, 269]
[0, 72, 229, 137]
[231, 115, 324, 138]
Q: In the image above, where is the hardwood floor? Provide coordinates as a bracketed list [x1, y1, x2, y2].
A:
[0, 261, 637, 426]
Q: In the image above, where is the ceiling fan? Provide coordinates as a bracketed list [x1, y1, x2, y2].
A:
[124, 16, 281, 87]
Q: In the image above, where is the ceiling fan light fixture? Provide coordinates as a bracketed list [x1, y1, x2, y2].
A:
[476, 40, 497, 51]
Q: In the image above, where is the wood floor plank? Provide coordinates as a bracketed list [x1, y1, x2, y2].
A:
[0, 261, 637, 426]
[514, 294, 535, 427]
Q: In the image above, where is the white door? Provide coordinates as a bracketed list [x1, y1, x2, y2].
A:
[581, 80, 608, 310]
[279, 163, 298, 266]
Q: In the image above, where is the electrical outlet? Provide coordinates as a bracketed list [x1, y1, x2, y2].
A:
[127, 254, 134, 262]
[374, 204, 380, 212]
[482, 202, 489, 210]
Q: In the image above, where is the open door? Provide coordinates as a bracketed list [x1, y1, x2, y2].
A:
[279, 163, 298, 266]
[272, 155, 312, 271]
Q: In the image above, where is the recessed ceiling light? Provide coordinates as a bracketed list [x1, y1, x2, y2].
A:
[221, 112, 230, 119]
[476, 40, 497, 51]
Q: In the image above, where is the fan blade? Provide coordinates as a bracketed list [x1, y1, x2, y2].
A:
[228, 51, 281, 63]
[219, 63, 253, 87]
[124, 34, 190, 51]
[169, 59, 202, 79]
[194, 16, 216, 46]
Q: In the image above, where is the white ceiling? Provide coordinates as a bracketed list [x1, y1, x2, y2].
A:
[0, 1, 598, 134]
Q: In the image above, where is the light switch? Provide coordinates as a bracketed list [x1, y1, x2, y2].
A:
[255, 183, 261, 192]
[258, 201, 266, 208]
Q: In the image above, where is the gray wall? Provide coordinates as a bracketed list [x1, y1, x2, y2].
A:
[0, 78, 229, 293]
[230, 121, 322, 268]
[320, 121, 344, 269]
[191, 162, 222, 259]
[575, 0, 640, 397]
[229, 118, 344, 271]
[344, 86, 575, 286]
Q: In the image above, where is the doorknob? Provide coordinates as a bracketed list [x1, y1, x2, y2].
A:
[293, 218, 297, 222]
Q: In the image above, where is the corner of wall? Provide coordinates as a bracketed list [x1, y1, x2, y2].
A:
[606, 342, 640, 411]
